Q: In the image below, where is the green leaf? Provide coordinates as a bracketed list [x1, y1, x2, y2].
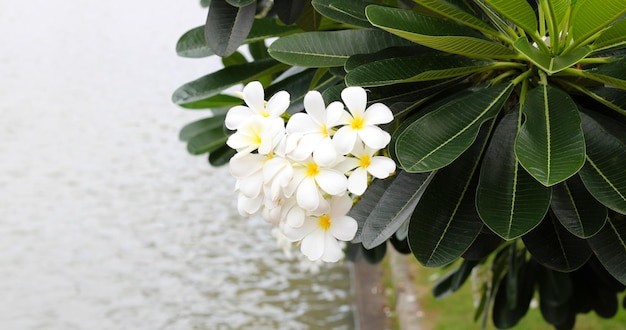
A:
[295, 0, 322, 31]
[570, 0, 626, 47]
[225, 0, 255, 6]
[172, 58, 286, 106]
[515, 84, 586, 186]
[551, 174, 608, 238]
[577, 86, 626, 116]
[268, 29, 412, 67]
[350, 178, 396, 243]
[179, 114, 227, 141]
[492, 258, 537, 329]
[414, 0, 499, 36]
[513, 37, 592, 75]
[396, 83, 513, 172]
[246, 19, 302, 43]
[205, 0, 256, 57]
[578, 112, 626, 214]
[186, 125, 229, 155]
[577, 57, 626, 90]
[461, 228, 503, 260]
[176, 26, 214, 58]
[248, 40, 269, 60]
[537, 268, 574, 326]
[312, 0, 373, 28]
[345, 55, 494, 87]
[523, 213, 593, 272]
[477, 111, 551, 240]
[592, 18, 626, 51]
[360, 171, 433, 249]
[408, 122, 492, 267]
[177, 94, 243, 110]
[222, 51, 248, 66]
[432, 259, 480, 298]
[587, 215, 626, 285]
[274, 0, 306, 24]
[544, 0, 570, 29]
[208, 144, 237, 166]
[366, 5, 517, 59]
[484, 0, 538, 36]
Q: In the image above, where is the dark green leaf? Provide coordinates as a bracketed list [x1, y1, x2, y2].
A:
[396, 83, 512, 173]
[312, 0, 373, 28]
[477, 110, 551, 240]
[484, 0, 537, 35]
[186, 125, 229, 155]
[515, 85, 586, 186]
[274, 0, 306, 25]
[248, 40, 269, 60]
[361, 171, 433, 249]
[205, 0, 256, 57]
[178, 94, 243, 110]
[176, 26, 214, 58]
[268, 29, 413, 67]
[492, 257, 537, 329]
[350, 178, 396, 243]
[408, 121, 492, 267]
[172, 58, 286, 106]
[366, 5, 517, 59]
[222, 51, 248, 67]
[537, 268, 573, 326]
[208, 144, 237, 166]
[295, 0, 322, 31]
[414, 0, 498, 36]
[246, 19, 302, 43]
[432, 259, 479, 298]
[578, 112, 626, 214]
[361, 242, 387, 264]
[580, 86, 626, 116]
[345, 55, 494, 87]
[578, 57, 626, 90]
[461, 227, 503, 260]
[551, 174, 607, 238]
[587, 214, 626, 285]
[179, 114, 227, 141]
[570, 0, 626, 47]
[523, 213, 592, 272]
[225, 0, 255, 6]
[513, 37, 592, 75]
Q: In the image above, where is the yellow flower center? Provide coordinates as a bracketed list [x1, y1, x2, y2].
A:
[253, 132, 263, 145]
[350, 116, 364, 130]
[318, 215, 331, 231]
[321, 124, 329, 137]
[359, 154, 371, 168]
[306, 163, 320, 177]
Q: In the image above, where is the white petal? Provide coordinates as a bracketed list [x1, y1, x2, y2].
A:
[332, 126, 358, 155]
[225, 105, 253, 130]
[347, 167, 368, 195]
[242, 81, 265, 113]
[329, 195, 353, 218]
[289, 133, 323, 161]
[313, 137, 339, 167]
[316, 169, 348, 195]
[334, 156, 360, 174]
[329, 215, 358, 241]
[321, 234, 344, 262]
[363, 103, 394, 125]
[237, 193, 262, 215]
[303, 91, 327, 125]
[286, 113, 318, 134]
[325, 101, 345, 127]
[230, 153, 265, 178]
[300, 229, 326, 261]
[283, 216, 317, 242]
[358, 126, 391, 150]
[285, 206, 307, 228]
[341, 86, 367, 118]
[267, 90, 290, 117]
[368, 156, 396, 179]
[297, 178, 320, 211]
[226, 132, 256, 152]
[237, 174, 264, 198]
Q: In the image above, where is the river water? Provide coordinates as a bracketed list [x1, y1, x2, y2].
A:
[0, 1, 354, 329]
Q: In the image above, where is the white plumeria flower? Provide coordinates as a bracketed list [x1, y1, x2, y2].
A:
[230, 153, 267, 198]
[286, 91, 344, 166]
[226, 116, 285, 155]
[341, 143, 397, 195]
[225, 81, 290, 130]
[288, 157, 348, 213]
[282, 195, 357, 262]
[236, 192, 263, 216]
[333, 86, 394, 154]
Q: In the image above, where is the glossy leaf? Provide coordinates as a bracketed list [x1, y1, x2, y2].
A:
[492, 258, 537, 329]
[580, 86, 626, 116]
[360, 171, 433, 249]
[366, 5, 517, 59]
[592, 17, 626, 51]
[570, 0, 626, 47]
[414, 0, 498, 36]
[205, 0, 256, 57]
[225, 0, 255, 6]
[523, 213, 592, 272]
[587, 215, 626, 285]
[274, 0, 306, 25]
[477, 111, 551, 240]
[350, 178, 396, 243]
[186, 126, 229, 155]
[176, 26, 214, 58]
[268, 29, 412, 67]
[461, 227, 503, 260]
[311, 0, 373, 28]
[208, 144, 237, 166]
[551, 174, 607, 238]
[515, 84, 586, 186]
[294, 0, 322, 31]
[484, 0, 537, 35]
[172, 58, 286, 106]
[179, 114, 227, 141]
[396, 83, 512, 173]
[513, 37, 592, 75]
[345, 55, 493, 87]
[408, 123, 492, 267]
[578, 112, 626, 214]
[177, 94, 243, 110]
[577, 57, 626, 90]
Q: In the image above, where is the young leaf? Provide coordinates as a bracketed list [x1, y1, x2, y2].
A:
[396, 83, 513, 173]
[513, 37, 592, 75]
[268, 29, 412, 67]
[274, 0, 307, 25]
[414, 0, 499, 36]
[515, 84, 586, 186]
[366, 5, 517, 59]
[587, 215, 626, 285]
[477, 111, 551, 240]
[570, 0, 626, 47]
[592, 18, 626, 51]
[484, 0, 538, 36]
[551, 174, 607, 238]
[578, 112, 626, 214]
[205, 0, 256, 57]
[408, 122, 492, 267]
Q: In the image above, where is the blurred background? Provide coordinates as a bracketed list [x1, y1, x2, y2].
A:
[0, 1, 354, 329]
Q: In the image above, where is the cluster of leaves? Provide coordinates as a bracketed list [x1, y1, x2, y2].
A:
[173, 0, 626, 328]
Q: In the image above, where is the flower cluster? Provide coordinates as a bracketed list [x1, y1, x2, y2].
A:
[226, 81, 396, 262]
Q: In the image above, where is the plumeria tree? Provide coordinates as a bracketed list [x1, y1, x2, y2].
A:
[173, 0, 626, 328]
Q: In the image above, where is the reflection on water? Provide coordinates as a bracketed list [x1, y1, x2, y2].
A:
[0, 1, 354, 329]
